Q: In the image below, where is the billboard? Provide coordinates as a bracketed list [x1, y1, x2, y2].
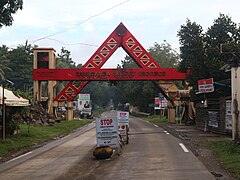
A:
[78, 93, 90, 110]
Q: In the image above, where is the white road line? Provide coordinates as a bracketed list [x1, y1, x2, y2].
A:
[6, 151, 33, 163]
[179, 143, 189, 153]
[164, 130, 170, 135]
[154, 124, 159, 128]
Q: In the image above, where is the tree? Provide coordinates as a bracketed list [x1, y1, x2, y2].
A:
[7, 44, 34, 90]
[204, 13, 239, 81]
[117, 42, 180, 112]
[0, 0, 23, 28]
[148, 41, 180, 68]
[177, 19, 207, 89]
[0, 45, 11, 80]
[57, 47, 76, 68]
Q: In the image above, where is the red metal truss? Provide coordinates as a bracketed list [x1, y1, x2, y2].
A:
[52, 23, 187, 101]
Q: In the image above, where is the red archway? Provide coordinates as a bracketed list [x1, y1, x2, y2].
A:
[33, 23, 188, 102]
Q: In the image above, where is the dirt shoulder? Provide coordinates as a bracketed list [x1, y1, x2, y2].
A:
[157, 123, 237, 180]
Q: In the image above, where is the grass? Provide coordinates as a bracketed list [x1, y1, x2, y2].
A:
[0, 108, 106, 158]
[143, 115, 168, 124]
[208, 140, 240, 179]
[0, 119, 90, 157]
[92, 108, 105, 117]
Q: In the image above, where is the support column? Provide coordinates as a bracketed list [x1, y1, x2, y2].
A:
[66, 101, 73, 121]
[168, 107, 176, 123]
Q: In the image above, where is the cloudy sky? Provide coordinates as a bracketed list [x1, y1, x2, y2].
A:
[1, 0, 240, 67]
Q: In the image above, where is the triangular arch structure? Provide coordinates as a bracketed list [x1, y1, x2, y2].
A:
[37, 23, 187, 101]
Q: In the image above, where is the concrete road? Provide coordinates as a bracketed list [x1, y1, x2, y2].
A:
[59, 111, 215, 180]
[0, 122, 96, 180]
[0, 111, 215, 180]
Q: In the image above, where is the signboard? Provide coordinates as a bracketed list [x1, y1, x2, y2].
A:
[208, 111, 218, 127]
[33, 68, 188, 81]
[198, 78, 214, 93]
[78, 93, 90, 110]
[154, 96, 167, 109]
[117, 111, 129, 142]
[226, 100, 232, 130]
[117, 111, 129, 124]
[96, 117, 119, 148]
[154, 97, 161, 110]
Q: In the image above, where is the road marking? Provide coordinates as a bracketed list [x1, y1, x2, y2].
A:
[179, 143, 189, 153]
[164, 130, 170, 135]
[154, 124, 159, 128]
[6, 151, 33, 163]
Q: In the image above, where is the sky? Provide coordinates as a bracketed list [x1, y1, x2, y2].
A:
[1, 0, 240, 68]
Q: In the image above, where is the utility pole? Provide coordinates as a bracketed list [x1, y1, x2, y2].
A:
[2, 84, 5, 140]
[229, 55, 240, 142]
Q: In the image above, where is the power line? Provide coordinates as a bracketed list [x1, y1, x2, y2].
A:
[30, 0, 130, 44]
[45, 38, 98, 47]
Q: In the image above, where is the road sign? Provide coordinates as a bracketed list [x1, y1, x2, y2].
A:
[117, 111, 129, 142]
[198, 78, 214, 93]
[96, 117, 119, 148]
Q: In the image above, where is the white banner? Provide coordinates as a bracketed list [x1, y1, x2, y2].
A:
[96, 117, 119, 148]
[117, 111, 129, 142]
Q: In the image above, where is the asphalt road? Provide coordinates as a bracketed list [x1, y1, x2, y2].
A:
[0, 111, 215, 180]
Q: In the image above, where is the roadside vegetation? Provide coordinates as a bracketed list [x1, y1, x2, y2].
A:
[0, 119, 89, 158]
[207, 140, 240, 179]
[0, 108, 105, 159]
[144, 115, 168, 124]
[92, 108, 105, 117]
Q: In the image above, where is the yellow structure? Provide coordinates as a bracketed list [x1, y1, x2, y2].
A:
[158, 81, 179, 123]
[33, 48, 57, 115]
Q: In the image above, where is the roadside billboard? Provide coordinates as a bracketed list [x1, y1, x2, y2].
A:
[96, 117, 119, 148]
[78, 93, 90, 110]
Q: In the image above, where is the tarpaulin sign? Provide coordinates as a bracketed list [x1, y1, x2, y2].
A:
[117, 111, 129, 143]
[198, 78, 214, 93]
[96, 117, 119, 148]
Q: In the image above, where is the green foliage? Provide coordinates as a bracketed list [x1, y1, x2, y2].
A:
[0, 45, 11, 80]
[118, 41, 180, 112]
[0, 0, 23, 28]
[57, 47, 76, 68]
[144, 115, 168, 124]
[177, 19, 207, 87]
[84, 81, 122, 108]
[92, 108, 105, 117]
[178, 14, 240, 101]
[6, 45, 34, 91]
[0, 120, 90, 157]
[148, 41, 180, 68]
[204, 13, 238, 82]
[209, 140, 240, 178]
